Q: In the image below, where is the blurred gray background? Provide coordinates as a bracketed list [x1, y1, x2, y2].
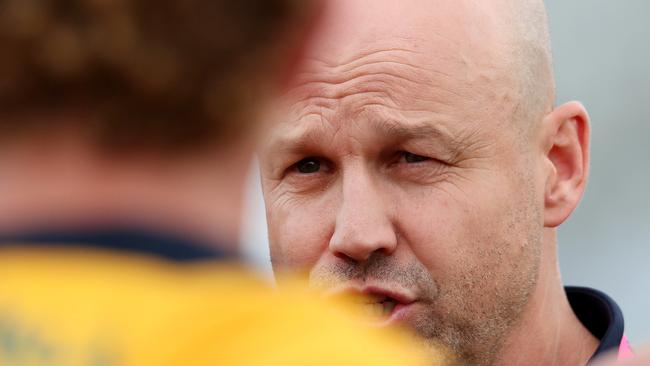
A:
[241, 0, 650, 345]
[548, 1, 650, 344]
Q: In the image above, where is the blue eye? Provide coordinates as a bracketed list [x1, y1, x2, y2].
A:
[403, 152, 428, 163]
[296, 158, 321, 173]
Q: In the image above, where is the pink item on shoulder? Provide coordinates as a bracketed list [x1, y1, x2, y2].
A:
[619, 335, 634, 360]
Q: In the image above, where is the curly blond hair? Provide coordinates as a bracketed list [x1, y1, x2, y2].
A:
[0, 0, 312, 153]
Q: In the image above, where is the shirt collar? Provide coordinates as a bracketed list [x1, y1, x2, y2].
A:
[0, 227, 234, 262]
[565, 286, 626, 362]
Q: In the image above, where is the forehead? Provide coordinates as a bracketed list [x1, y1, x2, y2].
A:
[275, 0, 519, 145]
[308, 0, 511, 68]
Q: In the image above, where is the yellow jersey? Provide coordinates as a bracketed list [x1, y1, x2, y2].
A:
[0, 245, 437, 366]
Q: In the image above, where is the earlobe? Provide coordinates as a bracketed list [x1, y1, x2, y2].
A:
[543, 102, 590, 228]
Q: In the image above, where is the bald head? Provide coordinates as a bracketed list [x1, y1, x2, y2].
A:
[299, 0, 554, 136]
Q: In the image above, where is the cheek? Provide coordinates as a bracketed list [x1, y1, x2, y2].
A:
[266, 195, 335, 270]
[394, 176, 524, 277]
[395, 194, 469, 277]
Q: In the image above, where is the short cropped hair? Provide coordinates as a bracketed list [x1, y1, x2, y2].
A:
[0, 0, 312, 153]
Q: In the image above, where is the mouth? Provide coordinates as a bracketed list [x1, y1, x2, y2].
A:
[359, 293, 399, 317]
[328, 286, 416, 325]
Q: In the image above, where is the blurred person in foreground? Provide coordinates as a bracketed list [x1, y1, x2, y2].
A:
[0, 1, 438, 365]
[261, 0, 635, 365]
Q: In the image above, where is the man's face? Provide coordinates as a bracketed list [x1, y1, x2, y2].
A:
[261, 0, 546, 363]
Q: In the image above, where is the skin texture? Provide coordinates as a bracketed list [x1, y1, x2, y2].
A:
[261, 0, 599, 364]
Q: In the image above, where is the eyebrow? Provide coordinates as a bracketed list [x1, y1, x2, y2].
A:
[375, 117, 456, 145]
[265, 115, 459, 156]
[265, 118, 329, 155]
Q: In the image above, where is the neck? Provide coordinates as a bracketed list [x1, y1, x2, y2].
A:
[0, 136, 252, 251]
[496, 229, 599, 366]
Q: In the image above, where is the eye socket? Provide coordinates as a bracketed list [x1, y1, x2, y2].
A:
[295, 157, 321, 174]
[402, 152, 429, 163]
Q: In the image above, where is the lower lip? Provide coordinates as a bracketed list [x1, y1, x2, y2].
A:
[375, 302, 416, 327]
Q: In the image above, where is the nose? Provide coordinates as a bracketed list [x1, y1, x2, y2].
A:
[328, 169, 397, 262]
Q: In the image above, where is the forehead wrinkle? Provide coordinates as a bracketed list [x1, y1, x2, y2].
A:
[293, 46, 504, 125]
[294, 73, 422, 103]
[304, 47, 420, 70]
[290, 68, 466, 116]
[358, 107, 457, 146]
[293, 57, 435, 101]
[297, 64, 449, 90]
[298, 40, 465, 88]
[266, 115, 332, 156]
[303, 45, 456, 80]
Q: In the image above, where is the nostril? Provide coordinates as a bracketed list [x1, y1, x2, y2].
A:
[332, 250, 359, 264]
[375, 246, 394, 256]
[329, 235, 397, 263]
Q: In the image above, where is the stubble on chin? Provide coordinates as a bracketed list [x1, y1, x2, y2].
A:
[308, 240, 540, 366]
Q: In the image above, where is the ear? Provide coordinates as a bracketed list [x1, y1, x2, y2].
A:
[542, 101, 590, 228]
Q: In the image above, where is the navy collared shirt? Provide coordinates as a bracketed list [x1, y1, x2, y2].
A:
[0, 228, 233, 262]
[566, 286, 628, 362]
